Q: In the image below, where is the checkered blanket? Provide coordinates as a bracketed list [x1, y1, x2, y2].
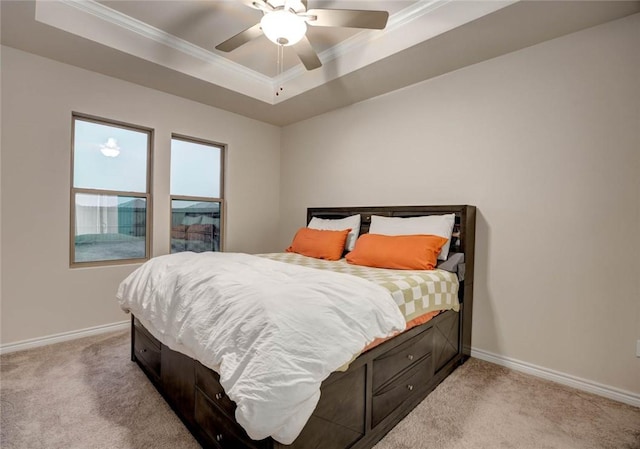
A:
[259, 253, 460, 322]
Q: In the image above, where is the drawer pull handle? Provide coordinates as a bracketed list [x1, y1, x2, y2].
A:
[407, 354, 414, 361]
[407, 384, 414, 391]
[215, 393, 224, 400]
[215, 434, 223, 442]
[139, 348, 147, 354]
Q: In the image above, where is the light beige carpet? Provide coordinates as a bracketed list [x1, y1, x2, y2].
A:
[1, 330, 638, 449]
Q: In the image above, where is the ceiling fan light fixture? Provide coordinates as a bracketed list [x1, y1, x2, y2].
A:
[260, 10, 306, 46]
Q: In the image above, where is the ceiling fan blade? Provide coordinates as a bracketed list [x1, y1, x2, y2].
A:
[215, 23, 263, 52]
[305, 9, 389, 29]
[290, 0, 307, 12]
[292, 36, 322, 70]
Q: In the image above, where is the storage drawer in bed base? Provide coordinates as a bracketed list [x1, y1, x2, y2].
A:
[195, 388, 264, 449]
[130, 308, 466, 449]
[372, 354, 432, 427]
[132, 322, 161, 379]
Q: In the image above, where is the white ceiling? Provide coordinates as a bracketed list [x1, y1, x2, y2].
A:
[2, 1, 639, 125]
[98, 0, 415, 76]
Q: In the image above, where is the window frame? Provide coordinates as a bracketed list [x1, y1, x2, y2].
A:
[169, 134, 226, 252]
[70, 112, 153, 267]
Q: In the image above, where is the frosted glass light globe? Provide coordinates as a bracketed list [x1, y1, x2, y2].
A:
[260, 10, 306, 46]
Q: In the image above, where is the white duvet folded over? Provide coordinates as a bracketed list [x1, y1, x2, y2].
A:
[117, 252, 406, 444]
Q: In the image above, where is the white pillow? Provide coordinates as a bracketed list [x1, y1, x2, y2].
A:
[369, 214, 456, 260]
[308, 214, 361, 252]
[182, 215, 202, 226]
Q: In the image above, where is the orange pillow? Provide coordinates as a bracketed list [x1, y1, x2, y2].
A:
[346, 234, 448, 270]
[286, 227, 351, 261]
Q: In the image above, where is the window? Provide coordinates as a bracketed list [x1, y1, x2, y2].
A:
[71, 114, 152, 266]
[170, 135, 224, 254]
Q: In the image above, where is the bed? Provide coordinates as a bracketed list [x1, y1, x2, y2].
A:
[122, 205, 476, 449]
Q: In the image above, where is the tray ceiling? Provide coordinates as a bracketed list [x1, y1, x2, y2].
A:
[2, 0, 639, 125]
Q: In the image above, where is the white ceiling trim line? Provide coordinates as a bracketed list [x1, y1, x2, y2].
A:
[35, 0, 276, 102]
[276, 0, 452, 86]
[38, 0, 442, 104]
[67, 0, 441, 90]
[35, 0, 518, 104]
[58, 0, 273, 86]
[273, 0, 518, 102]
[312, 0, 520, 77]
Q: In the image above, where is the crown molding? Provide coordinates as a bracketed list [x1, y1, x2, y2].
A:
[35, 0, 516, 104]
[59, 0, 274, 87]
[276, 0, 452, 86]
[272, 0, 517, 102]
[53, 0, 448, 100]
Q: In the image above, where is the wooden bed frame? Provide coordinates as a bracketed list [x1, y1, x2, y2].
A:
[131, 205, 476, 449]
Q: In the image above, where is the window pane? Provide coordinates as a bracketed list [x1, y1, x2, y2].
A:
[171, 200, 220, 253]
[74, 193, 147, 262]
[73, 119, 148, 193]
[171, 139, 221, 198]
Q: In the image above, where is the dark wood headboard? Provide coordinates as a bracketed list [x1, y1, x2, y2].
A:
[306, 205, 476, 356]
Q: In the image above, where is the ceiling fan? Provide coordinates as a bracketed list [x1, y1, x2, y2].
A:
[215, 0, 389, 71]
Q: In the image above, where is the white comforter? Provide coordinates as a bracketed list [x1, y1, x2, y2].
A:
[116, 252, 406, 444]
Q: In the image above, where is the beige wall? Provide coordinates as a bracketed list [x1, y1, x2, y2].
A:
[280, 14, 640, 393]
[1, 13, 638, 396]
[0, 46, 282, 344]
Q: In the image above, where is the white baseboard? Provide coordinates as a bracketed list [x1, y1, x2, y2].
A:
[0, 320, 130, 355]
[471, 347, 640, 408]
[2, 325, 638, 408]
